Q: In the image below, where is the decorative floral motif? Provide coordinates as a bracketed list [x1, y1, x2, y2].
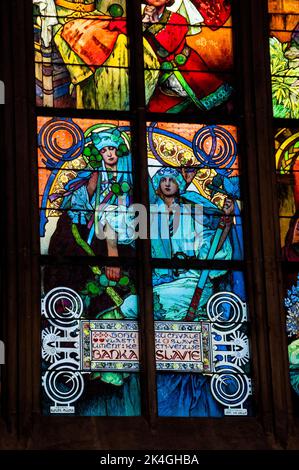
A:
[285, 277, 299, 338]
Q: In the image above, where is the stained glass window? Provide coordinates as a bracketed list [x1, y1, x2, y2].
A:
[275, 127, 299, 412]
[147, 122, 242, 261]
[41, 264, 140, 415]
[142, 1, 234, 114]
[269, 0, 299, 415]
[33, 0, 129, 110]
[34, 1, 252, 418]
[145, 122, 250, 416]
[38, 118, 140, 415]
[38, 117, 134, 257]
[269, 0, 299, 119]
[153, 269, 251, 416]
[33, 0, 235, 115]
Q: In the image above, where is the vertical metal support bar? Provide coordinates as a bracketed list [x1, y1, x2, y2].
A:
[249, 0, 291, 445]
[233, 0, 275, 437]
[0, 1, 18, 434]
[127, 0, 158, 425]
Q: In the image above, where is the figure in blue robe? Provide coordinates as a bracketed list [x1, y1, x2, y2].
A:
[128, 166, 244, 416]
[45, 127, 140, 416]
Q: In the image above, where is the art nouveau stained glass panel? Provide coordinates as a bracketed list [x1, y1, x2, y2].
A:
[275, 128, 299, 251]
[41, 264, 141, 416]
[33, 0, 130, 110]
[34, 2, 253, 420]
[145, 119, 250, 416]
[269, 1, 299, 416]
[282, 266, 299, 414]
[275, 127, 299, 412]
[38, 116, 140, 416]
[269, 0, 299, 118]
[37, 117, 135, 257]
[152, 269, 252, 416]
[142, 0, 234, 114]
[147, 122, 243, 261]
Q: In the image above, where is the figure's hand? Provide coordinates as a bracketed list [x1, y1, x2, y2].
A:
[181, 168, 197, 185]
[87, 171, 98, 197]
[105, 266, 121, 282]
[142, 5, 159, 23]
[223, 197, 234, 216]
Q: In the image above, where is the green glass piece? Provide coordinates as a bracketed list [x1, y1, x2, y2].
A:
[108, 3, 124, 18]
[289, 339, 299, 366]
[111, 182, 121, 194]
[118, 143, 129, 157]
[99, 274, 109, 287]
[83, 146, 91, 157]
[175, 54, 187, 65]
[89, 154, 102, 168]
[161, 61, 173, 71]
[119, 276, 129, 286]
[121, 181, 130, 193]
[86, 281, 100, 295]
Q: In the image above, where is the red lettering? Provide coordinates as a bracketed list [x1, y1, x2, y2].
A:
[155, 349, 201, 362]
[92, 349, 138, 361]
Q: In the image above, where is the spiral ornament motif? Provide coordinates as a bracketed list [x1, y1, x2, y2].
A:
[210, 363, 250, 407]
[38, 118, 84, 165]
[207, 291, 247, 329]
[42, 287, 83, 329]
[43, 362, 84, 405]
[192, 125, 237, 172]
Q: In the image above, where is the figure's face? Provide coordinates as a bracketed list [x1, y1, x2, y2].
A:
[293, 219, 299, 244]
[100, 146, 118, 166]
[146, 0, 169, 8]
[160, 177, 179, 197]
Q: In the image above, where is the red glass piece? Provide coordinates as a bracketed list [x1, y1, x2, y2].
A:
[193, 0, 231, 30]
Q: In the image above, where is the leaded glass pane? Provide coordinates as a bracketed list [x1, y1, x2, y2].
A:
[269, 0, 299, 118]
[147, 122, 243, 261]
[275, 126, 299, 413]
[37, 117, 135, 257]
[152, 269, 252, 416]
[33, 0, 130, 110]
[41, 263, 141, 416]
[142, 1, 234, 114]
